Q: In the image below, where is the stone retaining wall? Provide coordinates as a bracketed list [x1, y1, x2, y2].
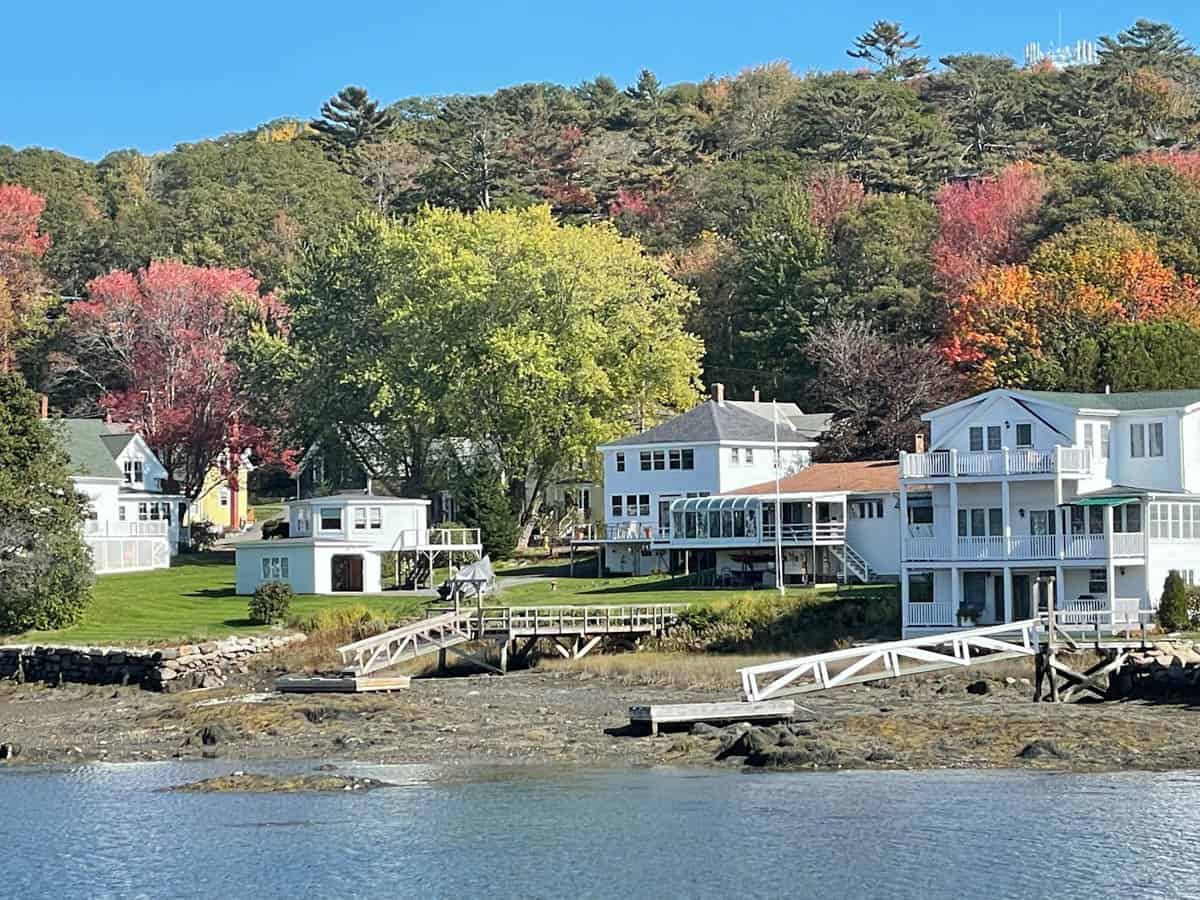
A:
[0, 634, 306, 692]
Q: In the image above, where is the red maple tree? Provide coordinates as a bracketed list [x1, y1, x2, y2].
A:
[68, 261, 294, 526]
[932, 163, 1046, 300]
[0, 184, 53, 371]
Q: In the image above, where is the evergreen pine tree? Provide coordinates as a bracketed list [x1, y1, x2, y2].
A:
[311, 86, 394, 154]
[1158, 570, 1190, 632]
[0, 374, 93, 633]
[458, 464, 519, 560]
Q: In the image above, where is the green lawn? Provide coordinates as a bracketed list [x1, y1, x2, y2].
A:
[250, 503, 285, 523]
[495, 571, 889, 608]
[19, 552, 424, 646]
[14, 550, 896, 646]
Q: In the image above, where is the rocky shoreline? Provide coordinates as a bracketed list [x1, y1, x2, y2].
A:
[3, 652, 1200, 775]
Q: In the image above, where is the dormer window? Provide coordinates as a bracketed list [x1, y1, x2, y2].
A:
[123, 459, 143, 484]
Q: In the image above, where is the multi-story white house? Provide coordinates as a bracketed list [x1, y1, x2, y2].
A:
[234, 491, 482, 595]
[898, 388, 1200, 636]
[59, 418, 187, 573]
[587, 385, 831, 574]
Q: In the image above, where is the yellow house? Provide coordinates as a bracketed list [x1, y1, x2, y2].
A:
[190, 465, 250, 532]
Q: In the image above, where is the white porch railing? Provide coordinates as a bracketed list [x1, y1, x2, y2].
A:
[82, 520, 169, 537]
[900, 447, 1091, 479]
[394, 527, 482, 549]
[903, 532, 1145, 562]
[1111, 532, 1146, 557]
[905, 600, 957, 626]
[760, 522, 847, 542]
[1057, 596, 1147, 627]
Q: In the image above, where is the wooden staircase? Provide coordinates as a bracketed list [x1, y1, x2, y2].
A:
[829, 542, 876, 584]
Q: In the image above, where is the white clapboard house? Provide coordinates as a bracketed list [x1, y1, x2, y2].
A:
[899, 388, 1200, 636]
[60, 418, 187, 573]
[234, 491, 483, 595]
[580, 384, 832, 576]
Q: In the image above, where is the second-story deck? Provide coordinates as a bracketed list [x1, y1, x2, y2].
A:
[392, 527, 482, 551]
[904, 531, 1145, 562]
[901, 447, 1092, 480]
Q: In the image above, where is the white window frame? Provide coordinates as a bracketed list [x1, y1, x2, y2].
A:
[353, 507, 367, 529]
[731, 447, 740, 464]
[615, 452, 625, 473]
[319, 507, 342, 531]
[986, 426, 1001, 452]
[1015, 423, 1033, 448]
[1130, 423, 1145, 458]
[611, 496, 622, 517]
[369, 507, 382, 529]
[218, 486, 230, 508]
[968, 427, 983, 452]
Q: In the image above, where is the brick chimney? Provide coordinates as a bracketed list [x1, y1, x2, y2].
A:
[914, 432, 926, 453]
[711, 382, 725, 405]
[38, 393, 48, 419]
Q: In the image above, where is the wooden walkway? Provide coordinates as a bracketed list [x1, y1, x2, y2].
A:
[338, 603, 687, 676]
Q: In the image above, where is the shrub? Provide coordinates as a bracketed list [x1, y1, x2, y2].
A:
[250, 581, 294, 625]
[1158, 572, 1190, 632]
[189, 522, 220, 551]
[292, 604, 390, 639]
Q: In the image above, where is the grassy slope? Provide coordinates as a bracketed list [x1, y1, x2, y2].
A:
[15, 551, 897, 647]
[20, 553, 424, 646]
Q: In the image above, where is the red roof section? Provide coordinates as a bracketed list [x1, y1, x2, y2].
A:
[735, 460, 899, 495]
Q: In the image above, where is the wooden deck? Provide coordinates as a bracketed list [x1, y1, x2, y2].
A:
[338, 603, 688, 676]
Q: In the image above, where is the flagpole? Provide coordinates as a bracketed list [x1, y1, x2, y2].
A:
[773, 400, 785, 597]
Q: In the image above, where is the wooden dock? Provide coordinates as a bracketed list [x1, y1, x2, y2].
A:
[629, 700, 796, 735]
[337, 603, 688, 676]
[275, 674, 412, 694]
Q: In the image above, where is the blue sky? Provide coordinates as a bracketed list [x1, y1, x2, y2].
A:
[4, 1, 1199, 160]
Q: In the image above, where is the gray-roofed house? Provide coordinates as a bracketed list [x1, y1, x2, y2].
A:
[55, 417, 188, 573]
[578, 383, 832, 575]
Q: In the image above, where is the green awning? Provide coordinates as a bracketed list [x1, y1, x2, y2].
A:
[1073, 496, 1137, 507]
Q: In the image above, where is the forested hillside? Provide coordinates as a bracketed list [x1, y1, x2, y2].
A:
[7, 18, 1200, 465]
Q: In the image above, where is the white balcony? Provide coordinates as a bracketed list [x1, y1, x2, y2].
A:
[760, 522, 847, 544]
[394, 527, 482, 550]
[82, 520, 169, 538]
[903, 532, 1144, 562]
[901, 447, 1091, 479]
[570, 523, 670, 542]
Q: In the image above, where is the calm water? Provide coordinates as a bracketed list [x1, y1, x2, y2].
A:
[2, 762, 1198, 899]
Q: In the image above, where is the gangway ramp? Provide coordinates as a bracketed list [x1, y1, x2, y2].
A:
[738, 618, 1042, 702]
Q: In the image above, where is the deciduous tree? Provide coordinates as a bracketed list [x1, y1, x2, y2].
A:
[65, 261, 291, 501]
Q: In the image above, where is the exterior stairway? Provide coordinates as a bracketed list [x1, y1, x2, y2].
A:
[829, 542, 876, 584]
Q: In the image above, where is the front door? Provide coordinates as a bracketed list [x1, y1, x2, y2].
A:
[962, 572, 988, 621]
[1012, 574, 1032, 619]
[332, 555, 364, 592]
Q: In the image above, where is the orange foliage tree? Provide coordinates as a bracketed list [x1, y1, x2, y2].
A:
[944, 220, 1200, 388]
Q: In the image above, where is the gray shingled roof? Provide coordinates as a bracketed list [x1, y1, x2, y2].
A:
[602, 401, 831, 447]
[1015, 389, 1200, 411]
[56, 419, 123, 478]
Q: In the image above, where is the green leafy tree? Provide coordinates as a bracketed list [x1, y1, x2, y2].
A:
[457, 463, 519, 559]
[259, 207, 702, 542]
[1099, 320, 1200, 391]
[310, 86, 395, 154]
[0, 373, 93, 633]
[833, 193, 941, 336]
[729, 184, 840, 399]
[1159, 570, 1190, 632]
[847, 20, 931, 80]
